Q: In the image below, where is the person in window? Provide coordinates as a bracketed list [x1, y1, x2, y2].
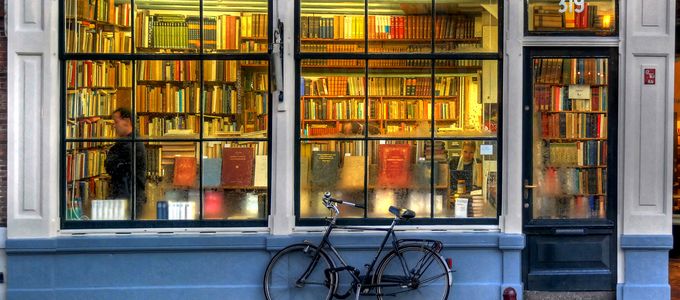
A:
[105, 107, 147, 212]
[341, 121, 381, 135]
[449, 141, 482, 193]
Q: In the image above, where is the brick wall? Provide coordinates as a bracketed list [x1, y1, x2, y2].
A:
[0, 0, 7, 226]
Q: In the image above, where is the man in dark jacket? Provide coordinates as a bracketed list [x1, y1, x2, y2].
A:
[105, 108, 146, 213]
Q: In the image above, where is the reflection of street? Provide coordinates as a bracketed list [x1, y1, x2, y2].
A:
[672, 259, 680, 300]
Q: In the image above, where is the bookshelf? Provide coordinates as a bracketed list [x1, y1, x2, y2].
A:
[532, 57, 609, 220]
[65, 0, 133, 53]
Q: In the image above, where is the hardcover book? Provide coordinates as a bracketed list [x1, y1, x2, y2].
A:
[173, 157, 197, 187]
[310, 151, 340, 188]
[221, 147, 255, 187]
[202, 158, 222, 188]
[338, 155, 364, 189]
[377, 144, 411, 188]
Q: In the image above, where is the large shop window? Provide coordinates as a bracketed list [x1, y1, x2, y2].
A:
[62, 0, 271, 228]
[296, 0, 501, 225]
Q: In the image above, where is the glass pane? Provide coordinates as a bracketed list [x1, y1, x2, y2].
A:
[204, 2, 269, 54]
[66, 60, 133, 139]
[300, 0, 365, 53]
[435, 60, 498, 138]
[204, 60, 270, 138]
[134, 0, 200, 53]
[202, 141, 268, 220]
[299, 140, 366, 218]
[434, 0, 497, 53]
[135, 60, 201, 138]
[368, 0, 432, 53]
[300, 59, 367, 138]
[66, 141, 146, 221]
[369, 59, 432, 138]
[531, 57, 608, 220]
[367, 140, 431, 218]
[527, 0, 616, 35]
[65, 0, 132, 53]
[434, 140, 498, 218]
[140, 141, 200, 220]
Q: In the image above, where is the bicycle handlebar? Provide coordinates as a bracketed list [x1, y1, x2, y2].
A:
[323, 192, 366, 209]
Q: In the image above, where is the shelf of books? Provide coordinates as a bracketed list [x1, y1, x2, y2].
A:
[299, 139, 497, 219]
[65, 58, 270, 221]
[531, 57, 609, 220]
[298, 0, 498, 53]
[65, 0, 269, 54]
[527, 0, 616, 34]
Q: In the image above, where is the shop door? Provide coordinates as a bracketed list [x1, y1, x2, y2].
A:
[522, 48, 617, 291]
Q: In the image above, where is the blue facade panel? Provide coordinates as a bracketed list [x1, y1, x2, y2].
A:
[7, 232, 525, 300]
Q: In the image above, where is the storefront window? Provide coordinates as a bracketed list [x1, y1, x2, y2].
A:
[526, 0, 617, 35]
[63, 1, 270, 227]
[297, 1, 500, 224]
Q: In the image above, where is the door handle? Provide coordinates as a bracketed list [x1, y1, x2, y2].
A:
[523, 179, 536, 200]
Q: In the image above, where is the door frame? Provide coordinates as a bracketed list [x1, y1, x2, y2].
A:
[521, 46, 619, 291]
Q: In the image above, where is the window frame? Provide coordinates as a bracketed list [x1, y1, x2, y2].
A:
[59, 0, 274, 229]
[293, 0, 504, 226]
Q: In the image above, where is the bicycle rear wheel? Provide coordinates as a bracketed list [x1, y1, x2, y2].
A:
[263, 243, 338, 300]
[374, 245, 451, 300]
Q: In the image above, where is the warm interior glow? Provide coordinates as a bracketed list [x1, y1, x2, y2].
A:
[602, 15, 611, 29]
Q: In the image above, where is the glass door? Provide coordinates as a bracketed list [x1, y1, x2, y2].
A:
[522, 48, 617, 291]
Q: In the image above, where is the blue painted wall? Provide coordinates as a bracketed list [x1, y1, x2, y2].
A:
[617, 235, 673, 300]
[7, 232, 524, 300]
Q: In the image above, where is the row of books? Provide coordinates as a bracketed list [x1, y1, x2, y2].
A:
[204, 60, 239, 82]
[66, 0, 128, 26]
[300, 15, 477, 41]
[532, 4, 609, 30]
[376, 100, 458, 121]
[243, 72, 269, 92]
[138, 116, 201, 137]
[302, 77, 366, 96]
[301, 75, 474, 98]
[156, 200, 197, 220]
[204, 118, 240, 136]
[135, 85, 201, 114]
[65, 23, 132, 53]
[66, 149, 107, 182]
[543, 167, 607, 196]
[137, 60, 200, 82]
[67, 90, 119, 119]
[534, 58, 608, 85]
[67, 60, 132, 89]
[203, 140, 268, 158]
[368, 78, 432, 96]
[548, 141, 608, 167]
[135, 12, 267, 50]
[91, 199, 129, 220]
[534, 85, 608, 112]
[243, 92, 269, 116]
[66, 118, 115, 139]
[204, 85, 240, 115]
[539, 113, 608, 139]
[301, 59, 482, 68]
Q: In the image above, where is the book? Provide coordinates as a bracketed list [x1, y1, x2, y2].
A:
[377, 144, 411, 188]
[173, 157, 197, 187]
[221, 147, 255, 187]
[338, 155, 364, 189]
[254, 155, 268, 187]
[204, 190, 224, 219]
[309, 151, 340, 188]
[202, 158, 222, 187]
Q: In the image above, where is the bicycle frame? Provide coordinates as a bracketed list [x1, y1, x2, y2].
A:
[297, 203, 444, 298]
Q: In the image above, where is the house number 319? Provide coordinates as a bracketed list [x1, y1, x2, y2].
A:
[558, 0, 586, 13]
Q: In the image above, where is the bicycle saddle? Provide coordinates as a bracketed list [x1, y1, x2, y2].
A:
[389, 206, 416, 220]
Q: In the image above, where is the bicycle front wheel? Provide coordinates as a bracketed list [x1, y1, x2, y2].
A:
[263, 243, 338, 300]
[374, 245, 451, 300]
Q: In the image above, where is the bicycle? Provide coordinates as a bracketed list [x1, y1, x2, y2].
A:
[263, 192, 453, 300]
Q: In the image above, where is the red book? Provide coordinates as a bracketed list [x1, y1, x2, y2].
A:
[377, 144, 411, 188]
[173, 157, 197, 187]
[221, 147, 255, 187]
[204, 190, 224, 219]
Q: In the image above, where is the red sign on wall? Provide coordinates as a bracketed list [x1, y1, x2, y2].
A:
[644, 68, 656, 85]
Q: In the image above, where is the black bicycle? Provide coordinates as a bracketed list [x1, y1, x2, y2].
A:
[263, 192, 452, 300]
